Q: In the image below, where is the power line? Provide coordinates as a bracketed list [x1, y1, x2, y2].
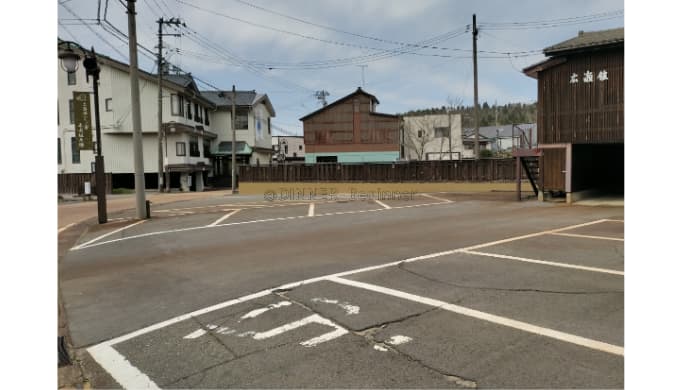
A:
[480, 10, 623, 30]
[58, 1, 128, 59]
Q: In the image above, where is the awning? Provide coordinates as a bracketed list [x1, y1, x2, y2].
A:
[214, 141, 253, 156]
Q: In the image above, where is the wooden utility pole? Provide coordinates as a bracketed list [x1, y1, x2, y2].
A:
[127, 0, 147, 218]
[231, 85, 238, 194]
[472, 14, 480, 159]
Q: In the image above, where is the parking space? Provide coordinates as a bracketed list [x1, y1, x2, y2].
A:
[85, 217, 624, 389]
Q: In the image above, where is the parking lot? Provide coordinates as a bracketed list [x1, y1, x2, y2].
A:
[61, 193, 623, 388]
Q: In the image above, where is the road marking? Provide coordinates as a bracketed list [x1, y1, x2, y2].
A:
[252, 313, 348, 347]
[58, 223, 76, 234]
[72, 220, 146, 250]
[420, 193, 453, 203]
[374, 199, 392, 209]
[461, 249, 624, 276]
[311, 297, 360, 315]
[208, 209, 240, 227]
[550, 232, 624, 241]
[86, 218, 621, 387]
[462, 219, 612, 251]
[385, 335, 412, 346]
[71, 201, 452, 250]
[374, 344, 388, 352]
[308, 203, 315, 217]
[328, 276, 624, 356]
[240, 301, 292, 321]
[87, 344, 160, 389]
[604, 219, 624, 223]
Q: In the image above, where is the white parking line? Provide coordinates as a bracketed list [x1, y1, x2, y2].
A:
[72, 220, 146, 250]
[85, 218, 623, 388]
[71, 201, 451, 251]
[308, 203, 315, 217]
[58, 223, 76, 234]
[208, 209, 240, 227]
[374, 199, 392, 209]
[550, 232, 624, 242]
[420, 193, 453, 203]
[328, 276, 624, 356]
[461, 249, 624, 276]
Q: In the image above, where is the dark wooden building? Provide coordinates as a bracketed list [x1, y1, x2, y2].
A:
[521, 28, 624, 203]
[300, 88, 400, 163]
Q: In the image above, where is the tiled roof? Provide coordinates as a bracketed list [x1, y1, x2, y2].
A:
[544, 28, 623, 55]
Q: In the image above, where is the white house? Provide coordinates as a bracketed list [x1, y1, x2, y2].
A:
[201, 90, 275, 183]
[402, 114, 463, 161]
[272, 136, 305, 163]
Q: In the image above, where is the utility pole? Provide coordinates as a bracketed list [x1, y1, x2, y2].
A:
[231, 85, 238, 194]
[357, 65, 367, 88]
[127, 0, 147, 218]
[157, 17, 183, 192]
[472, 14, 480, 159]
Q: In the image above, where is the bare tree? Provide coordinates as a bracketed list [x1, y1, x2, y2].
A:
[403, 116, 436, 161]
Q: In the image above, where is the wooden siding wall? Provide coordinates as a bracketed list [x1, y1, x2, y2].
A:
[538, 48, 623, 144]
[240, 159, 523, 182]
[304, 94, 399, 152]
[58, 173, 112, 194]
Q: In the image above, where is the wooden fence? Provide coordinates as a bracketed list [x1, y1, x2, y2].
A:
[239, 159, 521, 182]
[58, 173, 112, 194]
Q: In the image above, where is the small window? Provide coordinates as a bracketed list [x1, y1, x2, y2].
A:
[194, 103, 201, 123]
[71, 137, 80, 164]
[203, 140, 211, 157]
[284, 145, 288, 154]
[434, 127, 450, 138]
[176, 142, 186, 156]
[58, 138, 62, 164]
[69, 99, 75, 124]
[186, 102, 192, 120]
[67, 71, 76, 85]
[267, 118, 271, 134]
[235, 108, 248, 130]
[417, 130, 423, 138]
[171, 94, 184, 116]
[205, 109, 210, 126]
[298, 145, 303, 151]
[105, 98, 112, 112]
[189, 136, 200, 157]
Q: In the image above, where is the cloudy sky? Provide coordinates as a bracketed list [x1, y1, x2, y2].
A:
[58, 0, 624, 135]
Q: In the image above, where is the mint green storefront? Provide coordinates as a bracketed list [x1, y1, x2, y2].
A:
[305, 151, 400, 164]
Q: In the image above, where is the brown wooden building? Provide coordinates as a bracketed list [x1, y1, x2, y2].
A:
[522, 28, 624, 203]
[300, 88, 400, 163]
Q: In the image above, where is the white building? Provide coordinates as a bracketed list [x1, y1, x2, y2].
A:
[201, 91, 275, 178]
[402, 114, 463, 160]
[272, 136, 305, 163]
[58, 40, 275, 192]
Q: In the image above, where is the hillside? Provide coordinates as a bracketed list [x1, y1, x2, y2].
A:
[402, 102, 537, 128]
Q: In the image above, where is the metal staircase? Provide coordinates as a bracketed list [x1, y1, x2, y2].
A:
[511, 125, 541, 200]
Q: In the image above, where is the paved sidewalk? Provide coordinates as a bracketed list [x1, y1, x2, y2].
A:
[58, 189, 233, 230]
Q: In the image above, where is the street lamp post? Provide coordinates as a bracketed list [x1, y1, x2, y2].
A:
[60, 43, 107, 224]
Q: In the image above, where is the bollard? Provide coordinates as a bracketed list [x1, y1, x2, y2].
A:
[145, 200, 151, 219]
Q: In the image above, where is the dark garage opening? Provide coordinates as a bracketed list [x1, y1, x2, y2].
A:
[572, 143, 624, 195]
[111, 173, 158, 190]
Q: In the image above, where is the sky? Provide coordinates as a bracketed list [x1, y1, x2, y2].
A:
[58, 0, 623, 135]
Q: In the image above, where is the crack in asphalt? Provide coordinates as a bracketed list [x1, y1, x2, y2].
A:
[397, 262, 623, 295]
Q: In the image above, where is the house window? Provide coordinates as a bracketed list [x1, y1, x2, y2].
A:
[235, 108, 248, 130]
[267, 118, 271, 134]
[171, 94, 184, 116]
[299, 145, 303, 151]
[105, 98, 112, 112]
[67, 71, 76, 85]
[417, 130, 423, 138]
[176, 142, 186, 156]
[284, 144, 289, 154]
[69, 99, 75, 124]
[189, 136, 200, 157]
[203, 140, 211, 157]
[186, 102, 193, 120]
[194, 103, 202, 123]
[205, 109, 210, 126]
[58, 138, 62, 164]
[71, 137, 80, 164]
[434, 127, 450, 138]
